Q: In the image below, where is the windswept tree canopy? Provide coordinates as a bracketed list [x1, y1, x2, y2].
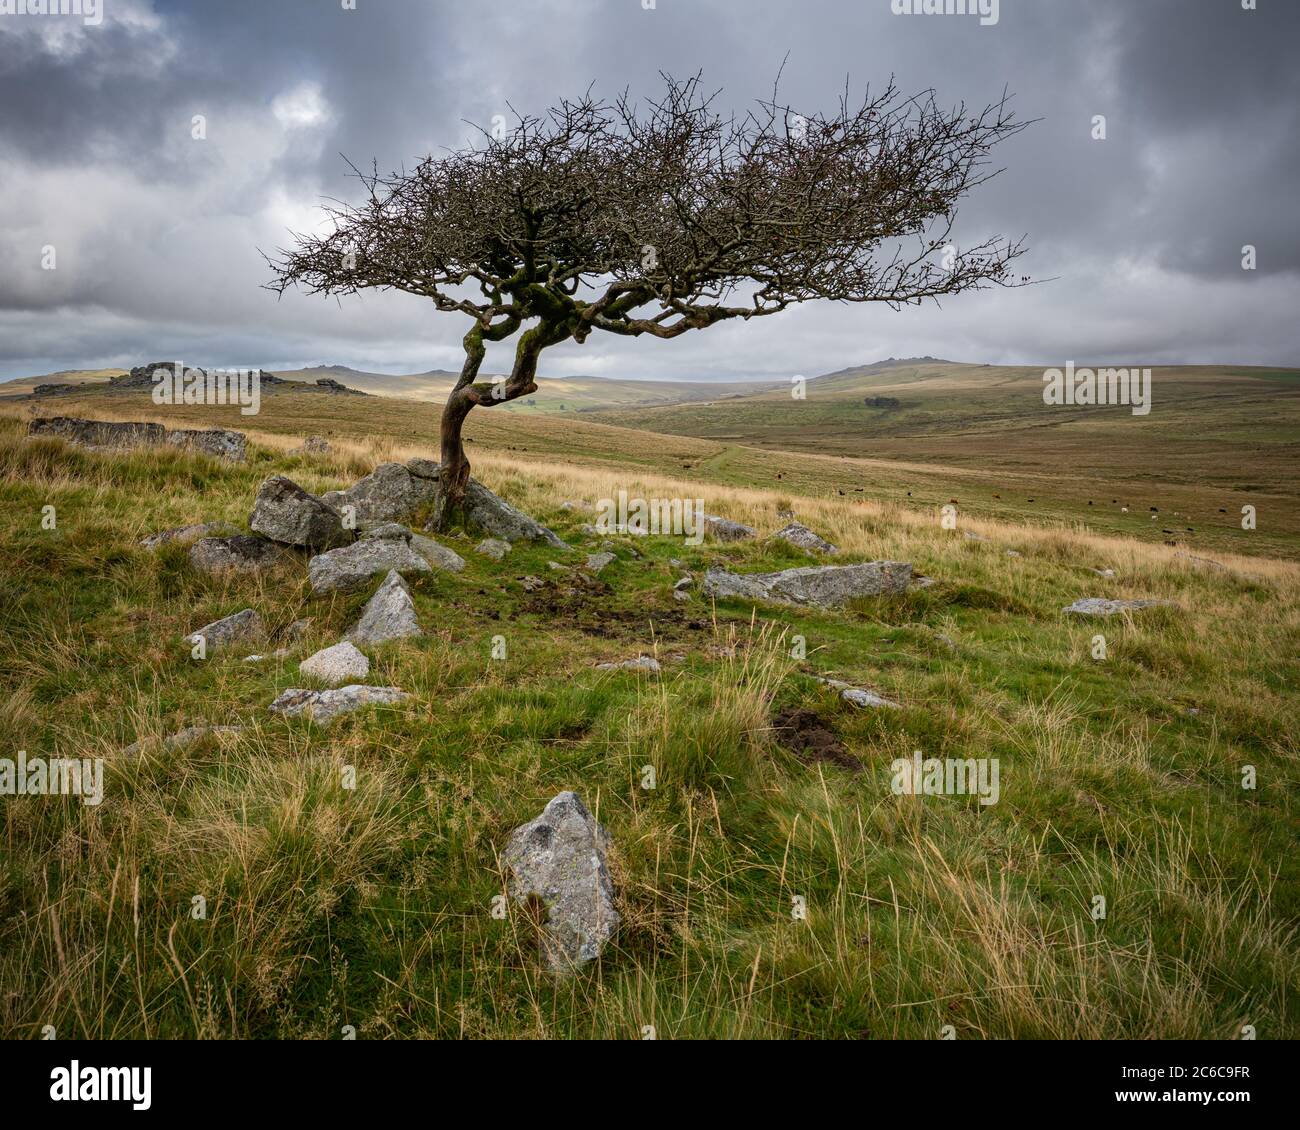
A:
[269, 73, 1028, 343]
[267, 73, 1029, 529]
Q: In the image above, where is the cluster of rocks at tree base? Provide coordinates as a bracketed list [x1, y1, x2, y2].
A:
[268, 684, 409, 726]
[250, 476, 350, 550]
[309, 534, 432, 594]
[345, 571, 422, 645]
[189, 534, 288, 574]
[183, 608, 264, 652]
[460, 477, 567, 547]
[771, 521, 837, 553]
[702, 561, 915, 608]
[702, 514, 755, 542]
[122, 724, 243, 757]
[321, 462, 433, 523]
[815, 676, 901, 709]
[1063, 597, 1179, 617]
[317, 457, 567, 547]
[27, 416, 247, 461]
[140, 521, 238, 549]
[299, 641, 370, 686]
[358, 521, 467, 570]
[502, 791, 620, 973]
[595, 656, 661, 674]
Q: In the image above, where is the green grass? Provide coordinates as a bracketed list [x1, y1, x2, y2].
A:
[0, 413, 1297, 1040]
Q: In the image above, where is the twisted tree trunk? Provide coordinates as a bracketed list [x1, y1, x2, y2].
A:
[428, 319, 560, 532]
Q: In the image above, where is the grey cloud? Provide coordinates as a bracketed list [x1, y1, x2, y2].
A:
[0, 0, 1296, 381]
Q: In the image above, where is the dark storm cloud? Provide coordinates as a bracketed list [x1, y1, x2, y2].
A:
[0, 0, 1296, 381]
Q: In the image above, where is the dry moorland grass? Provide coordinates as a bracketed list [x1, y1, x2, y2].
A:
[0, 409, 1296, 1039]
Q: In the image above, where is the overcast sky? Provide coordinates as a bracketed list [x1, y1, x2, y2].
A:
[2, 0, 1296, 383]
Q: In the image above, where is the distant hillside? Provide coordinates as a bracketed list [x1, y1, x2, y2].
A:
[1, 361, 786, 414]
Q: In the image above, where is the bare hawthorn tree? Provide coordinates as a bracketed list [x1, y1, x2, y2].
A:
[268, 74, 1029, 530]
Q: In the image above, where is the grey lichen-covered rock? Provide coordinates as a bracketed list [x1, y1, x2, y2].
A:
[1088, 567, 1117, 578]
[299, 641, 369, 686]
[360, 523, 465, 571]
[184, 608, 265, 652]
[703, 561, 913, 608]
[268, 684, 409, 726]
[188, 534, 286, 574]
[771, 521, 837, 553]
[250, 475, 350, 549]
[462, 478, 566, 547]
[293, 435, 331, 455]
[409, 532, 466, 572]
[320, 462, 432, 523]
[165, 428, 247, 462]
[28, 416, 166, 448]
[344, 571, 422, 644]
[308, 537, 431, 594]
[141, 521, 238, 549]
[585, 551, 616, 573]
[408, 459, 564, 546]
[815, 676, 901, 709]
[1063, 597, 1178, 617]
[595, 656, 660, 673]
[122, 724, 243, 757]
[703, 514, 756, 542]
[475, 538, 511, 560]
[502, 791, 619, 973]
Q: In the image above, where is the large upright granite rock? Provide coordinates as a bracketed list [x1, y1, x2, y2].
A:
[308, 536, 432, 594]
[703, 561, 913, 608]
[188, 535, 286, 574]
[502, 791, 619, 973]
[250, 476, 350, 550]
[345, 570, 422, 644]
